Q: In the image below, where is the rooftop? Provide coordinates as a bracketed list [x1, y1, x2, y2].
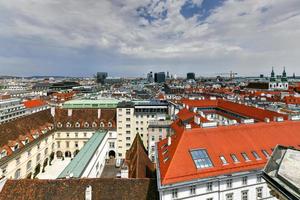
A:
[157, 120, 300, 185]
[58, 131, 107, 178]
[62, 99, 120, 109]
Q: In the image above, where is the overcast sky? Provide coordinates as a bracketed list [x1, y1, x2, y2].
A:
[0, 0, 300, 77]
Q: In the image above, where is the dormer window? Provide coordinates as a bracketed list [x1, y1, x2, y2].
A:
[33, 134, 39, 139]
[75, 122, 80, 128]
[84, 122, 89, 128]
[92, 122, 97, 128]
[1, 150, 7, 159]
[25, 138, 29, 145]
[66, 122, 72, 128]
[100, 122, 105, 128]
[14, 144, 19, 151]
[108, 122, 112, 127]
[57, 122, 62, 128]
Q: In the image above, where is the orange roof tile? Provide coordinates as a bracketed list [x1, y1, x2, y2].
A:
[23, 99, 47, 108]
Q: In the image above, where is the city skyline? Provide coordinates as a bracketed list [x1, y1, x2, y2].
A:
[1, 0, 300, 77]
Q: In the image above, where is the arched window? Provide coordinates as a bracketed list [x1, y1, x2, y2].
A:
[84, 122, 89, 128]
[92, 122, 97, 128]
[108, 122, 112, 127]
[36, 153, 41, 162]
[44, 148, 48, 156]
[75, 122, 80, 128]
[26, 160, 32, 171]
[14, 169, 21, 179]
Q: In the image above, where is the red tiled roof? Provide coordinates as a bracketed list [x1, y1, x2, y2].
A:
[157, 121, 300, 185]
[23, 99, 47, 108]
[181, 99, 288, 122]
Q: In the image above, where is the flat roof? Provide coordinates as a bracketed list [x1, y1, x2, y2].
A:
[63, 99, 120, 109]
[58, 130, 107, 178]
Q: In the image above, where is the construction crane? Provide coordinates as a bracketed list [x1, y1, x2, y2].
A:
[216, 71, 238, 80]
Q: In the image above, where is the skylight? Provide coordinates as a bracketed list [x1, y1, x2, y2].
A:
[262, 150, 270, 158]
[241, 152, 250, 161]
[190, 149, 213, 169]
[252, 151, 261, 160]
[220, 156, 228, 165]
[230, 154, 239, 163]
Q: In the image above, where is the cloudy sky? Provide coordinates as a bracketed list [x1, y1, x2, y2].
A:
[0, 0, 300, 77]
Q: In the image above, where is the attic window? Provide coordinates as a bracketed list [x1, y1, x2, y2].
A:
[57, 122, 62, 128]
[162, 149, 168, 155]
[66, 122, 72, 128]
[14, 144, 19, 151]
[220, 156, 228, 165]
[163, 156, 169, 163]
[92, 122, 97, 128]
[84, 122, 89, 128]
[1, 150, 7, 159]
[108, 122, 112, 127]
[190, 149, 213, 169]
[241, 153, 250, 162]
[100, 122, 105, 128]
[25, 138, 29, 144]
[230, 154, 239, 163]
[261, 150, 270, 159]
[75, 122, 80, 128]
[251, 151, 261, 160]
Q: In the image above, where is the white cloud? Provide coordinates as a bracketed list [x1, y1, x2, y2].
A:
[0, 0, 300, 76]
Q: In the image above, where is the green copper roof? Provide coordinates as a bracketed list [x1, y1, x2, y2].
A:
[62, 99, 120, 109]
[58, 130, 107, 178]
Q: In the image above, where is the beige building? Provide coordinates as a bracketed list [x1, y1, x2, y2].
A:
[116, 100, 169, 158]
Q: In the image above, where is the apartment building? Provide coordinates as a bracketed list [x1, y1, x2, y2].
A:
[116, 100, 169, 158]
[148, 120, 173, 162]
[155, 116, 300, 200]
[0, 98, 26, 124]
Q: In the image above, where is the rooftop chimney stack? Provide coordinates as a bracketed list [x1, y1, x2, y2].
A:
[50, 107, 55, 117]
[68, 109, 72, 117]
[98, 109, 101, 119]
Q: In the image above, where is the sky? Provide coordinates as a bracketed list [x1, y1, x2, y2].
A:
[0, 0, 300, 77]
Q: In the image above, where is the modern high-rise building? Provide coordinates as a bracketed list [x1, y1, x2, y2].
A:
[154, 72, 166, 83]
[96, 72, 108, 84]
[187, 72, 195, 80]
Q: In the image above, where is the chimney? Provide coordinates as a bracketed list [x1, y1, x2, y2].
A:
[51, 107, 55, 117]
[85, 185, 92, 200]
[168, 136, 171, 146]
[68, 109, 72, 117]
[98, 109, 101, 119]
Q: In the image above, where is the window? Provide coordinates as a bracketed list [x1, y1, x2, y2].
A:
[241, 190, 248, 200]
[242, 176, 248, 185]
[36, 153, 41, 162]
[75, 133, 78, 137]
[190, 185, 196, 195]
[75, 142, 78, 148]
[151, 136, 155, 141]
[26, 160, 32, 171]
[126, 118, 130, 122]
[27, 150, 31, 157]
[109, 142, 115, 148]
[226, 193, 233, 200]
[261, 150, 270, 158]
[171, 189, 178, 199]
[57, 141, 60, 148]
[126, 124, 130, 128]
[57, 133, 60, 138]
[256, 187, 263, 199]
[14, 169, 21, 179]
[220, 156, 228, 165]
[159, 135, 162, 141]
[126, 131, 130, 134]
[16, 157, 20, 165]
[207, 198, 213, 200]
[1, 150, 7, 158]
[207, 182, 213, 191]
[84, 132, 87, 137]
[66, 133, 70, 137]
[257, 174, 262, 183]
[44, 148, 48, 155]
[231, 154, 239, 163]
[190, 149, 213, 169]
[66, 141, 70, 148]
[126, 137, 130, 141]
[252, 151, 261, 160]
[241, 152, 250, 161]
[226, 179, 232, 188]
